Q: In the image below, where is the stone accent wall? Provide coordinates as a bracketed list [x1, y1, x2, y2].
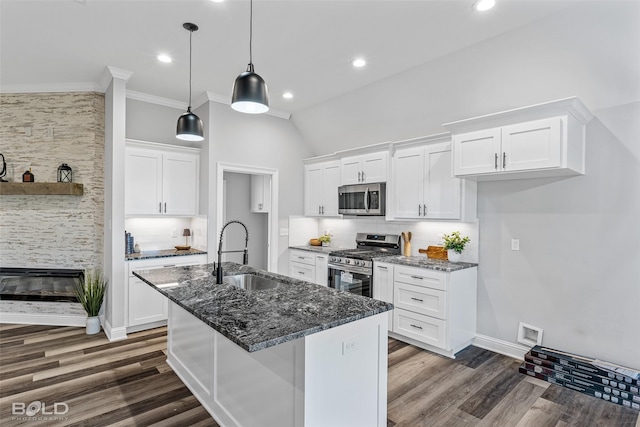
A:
[0, 92, 105, 269]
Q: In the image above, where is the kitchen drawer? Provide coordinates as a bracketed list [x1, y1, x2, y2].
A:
[394, 265, 447, 291]
[395, 282, 446, 320]
[128, 254, 207, 276]
[289, 250, 316, 266]
[290, 261, 316, 282]
[393, 308, 446, 349]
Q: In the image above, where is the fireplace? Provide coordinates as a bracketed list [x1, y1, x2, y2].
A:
[0, 267, 83, 303]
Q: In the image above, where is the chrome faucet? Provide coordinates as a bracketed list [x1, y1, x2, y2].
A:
[215, 220, 249, 284]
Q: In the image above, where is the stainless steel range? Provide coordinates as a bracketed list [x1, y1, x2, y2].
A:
[328, 233, 401, 297]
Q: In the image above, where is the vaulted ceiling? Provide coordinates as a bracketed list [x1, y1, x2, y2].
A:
[1, 0, 578, 115]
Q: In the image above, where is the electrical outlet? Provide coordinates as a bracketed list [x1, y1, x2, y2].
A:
[342, 338, 358, 355]
[511, 239, 520, 251]
[171, 229, 178, 238]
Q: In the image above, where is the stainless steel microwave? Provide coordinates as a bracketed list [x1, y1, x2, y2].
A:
[338, 182, 386, 216]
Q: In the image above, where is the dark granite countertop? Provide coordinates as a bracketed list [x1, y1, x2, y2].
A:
[126, 248, 207, 261]
[289, 245, 348, 254]
[133, 262, 393, 352]
[373, 255, 477, 272]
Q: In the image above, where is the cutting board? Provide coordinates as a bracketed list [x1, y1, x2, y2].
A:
[419, 246, 448, 260]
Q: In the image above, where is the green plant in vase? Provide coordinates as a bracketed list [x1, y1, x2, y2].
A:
[442, 231, 470, 262]
[74, 269, 107, 334]
[318, 232, 332, 247]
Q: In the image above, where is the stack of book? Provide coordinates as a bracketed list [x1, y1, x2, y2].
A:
[520, 345, 640, 411]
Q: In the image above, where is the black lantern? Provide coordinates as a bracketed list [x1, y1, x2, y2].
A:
[57, 163, 72, 183]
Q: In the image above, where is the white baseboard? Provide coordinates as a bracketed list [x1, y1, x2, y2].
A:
[473, 333, 531, 360]
[103, 318, 128, 342]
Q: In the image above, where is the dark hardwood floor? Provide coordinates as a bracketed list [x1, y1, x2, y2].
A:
[0, 324, 638, 426]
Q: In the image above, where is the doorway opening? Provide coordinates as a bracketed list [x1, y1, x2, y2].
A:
[216, 163, 279, 273]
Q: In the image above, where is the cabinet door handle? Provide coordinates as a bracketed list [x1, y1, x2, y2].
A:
[318, 205, 322, 215]
[423, 204, 427, 217]
[164, 202, 167, 213]
[495, 153, 498, 170]
[357, 171, 361, 182]
[362, 171, 365, 182]
[410, 275, 424, 280]
[418, 204, 421, 216]
[159, 202, 162, 213]
[321, 205, 325, 215]
[410, 297, 424, 302]
[410, 324, 423, 330]
[503, 152, 506, 169]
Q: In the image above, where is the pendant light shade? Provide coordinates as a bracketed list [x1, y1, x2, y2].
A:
[232, 64, 269, 114]
[177, 23, 204, 141]
[231, 0, 269, 114]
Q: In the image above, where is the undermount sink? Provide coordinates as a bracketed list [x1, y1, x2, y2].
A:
[222, 273, 280, 291]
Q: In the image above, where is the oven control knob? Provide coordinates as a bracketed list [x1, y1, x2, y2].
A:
[357, 260, 364, 266]
[345, 259, 351, 264]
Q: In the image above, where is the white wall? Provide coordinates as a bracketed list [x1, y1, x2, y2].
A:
[205, 101, 314, 274]
[289, 2, 640, 368]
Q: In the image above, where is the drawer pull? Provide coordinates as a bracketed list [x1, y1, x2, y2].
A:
[377, 266, 387, 270]
[410, 297, 424, 302]
[410, 324, 423, 330]
[163, 265, 176, 268]
[298, 256, 306, 260]
[298, 271, 305, 275]
[410, 275, 424, 280]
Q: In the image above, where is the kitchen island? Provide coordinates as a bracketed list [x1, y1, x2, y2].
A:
[133, 262, 392, 427]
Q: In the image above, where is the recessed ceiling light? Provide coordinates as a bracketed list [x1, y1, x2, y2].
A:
[352, 58, 366, 68]
[283, 92, 294, 99]
[157, 54, 172, 63]
[211, 0, 225, 3]
[473, 0, 496, 12]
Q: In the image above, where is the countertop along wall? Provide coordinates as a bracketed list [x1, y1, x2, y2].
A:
[0, 92, 105, 269]
[290, 2, 640, 368]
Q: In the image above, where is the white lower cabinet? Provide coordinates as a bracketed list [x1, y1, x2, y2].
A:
[127, 254, 207, 332]
[389, 264, 477, 358]
[372, 262, 394, 330]
[289, 249, 329, 286]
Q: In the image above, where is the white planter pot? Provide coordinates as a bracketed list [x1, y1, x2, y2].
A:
[447, 249, 461, 263]
[86, 316, 101, 335]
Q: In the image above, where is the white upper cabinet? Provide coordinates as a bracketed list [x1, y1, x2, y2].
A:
[304, 160, 341, 216]
[445, 97, 593, 180]
[341, 151, 388, 185]
[391, 136, 475, 221]
[250, 174, 271, 213]
[125, 140, 200, 216]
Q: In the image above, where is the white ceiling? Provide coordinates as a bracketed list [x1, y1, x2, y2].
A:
[1, 0, 579, 115]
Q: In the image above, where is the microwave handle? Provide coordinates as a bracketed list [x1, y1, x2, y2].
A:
[364, 187, 370, 212]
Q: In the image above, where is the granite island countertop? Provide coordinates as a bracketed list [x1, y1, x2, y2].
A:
[126, 248, 207, 261]
[133, 262, 393, 352]
[373, 255, 477, 272]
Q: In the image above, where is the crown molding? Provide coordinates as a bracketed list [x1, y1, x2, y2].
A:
[126, 90, 186, 110]
[0, 82, 102, 94]
[99, 66, 133, 92]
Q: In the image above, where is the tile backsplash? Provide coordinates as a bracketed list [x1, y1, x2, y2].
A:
[125, 216, 207, 252]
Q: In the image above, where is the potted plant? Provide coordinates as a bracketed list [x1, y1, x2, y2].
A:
[74, 269, 107, 335]
[318, 232, 332, 247]
[442, 231, 470, 263]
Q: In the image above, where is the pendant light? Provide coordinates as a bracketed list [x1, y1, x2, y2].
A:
[231, 0, 269, 114]
[176, 22, 204, 141]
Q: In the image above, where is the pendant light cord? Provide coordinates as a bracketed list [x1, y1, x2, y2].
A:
[188, 28, 193, 109]
[249, 0, 253, 68]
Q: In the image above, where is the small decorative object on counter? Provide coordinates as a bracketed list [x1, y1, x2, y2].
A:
[133, 243, 141, 254]
[309, 238, 322, 246]
[22, 168, 34, 182]
[401, 231, 412, 256]
[125, 231, 135, 254]
[57, 163, 72, 182]
[442, 231, 470, 263]
[176, 229, 191, 250]
[319, 232, 332, 247]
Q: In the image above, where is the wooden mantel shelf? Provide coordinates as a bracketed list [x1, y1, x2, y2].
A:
[0, 182, 84, 196]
